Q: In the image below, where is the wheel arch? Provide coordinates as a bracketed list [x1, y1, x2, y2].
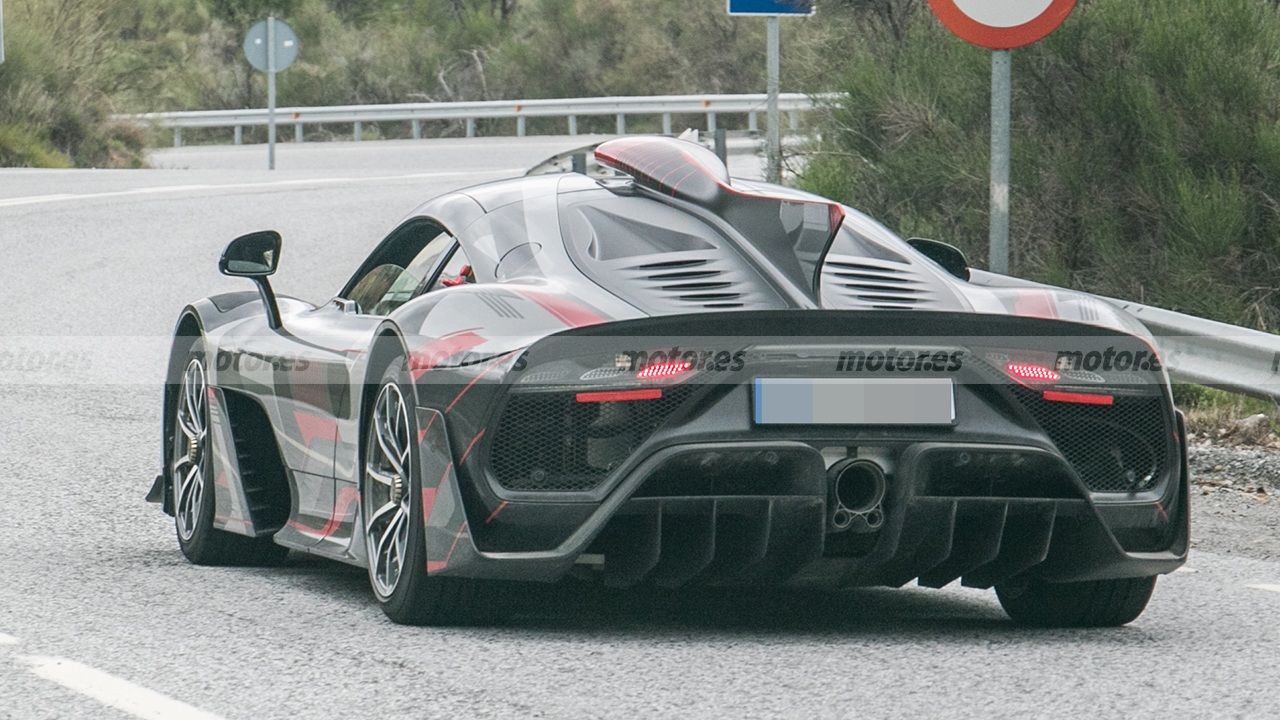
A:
[159, 309, 206, 516]
[356, 325, 415, 496]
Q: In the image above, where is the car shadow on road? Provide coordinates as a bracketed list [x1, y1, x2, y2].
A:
[493, 584, 1167, 645]
[494, 582, 1009, 635]
[245, 554, 1158, 642]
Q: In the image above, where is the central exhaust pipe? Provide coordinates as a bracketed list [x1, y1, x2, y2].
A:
[828, 459, 887, 533]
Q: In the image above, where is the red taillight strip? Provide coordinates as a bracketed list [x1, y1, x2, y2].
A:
[1006, 362, 1060, 384]
[575, 388, 663, 403]
[636, 359, 694, 380]
[1043, 390, 1114, 406]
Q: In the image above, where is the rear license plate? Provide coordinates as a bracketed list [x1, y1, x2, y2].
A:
[753, 378, 955, 425]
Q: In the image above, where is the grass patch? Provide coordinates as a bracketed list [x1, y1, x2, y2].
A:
[1175, 385, 1279, 444]
[0, 124, 72, 168]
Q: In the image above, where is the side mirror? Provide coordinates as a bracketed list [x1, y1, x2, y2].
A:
[908, 238, 970, 281]
[220, 231, 284, 330]
[220, 230, 281, 277]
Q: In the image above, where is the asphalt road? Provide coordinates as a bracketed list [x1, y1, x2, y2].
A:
[1, 138, 1278, 720]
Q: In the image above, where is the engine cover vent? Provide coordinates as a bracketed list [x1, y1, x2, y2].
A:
[820, 254, 936, 309]
[560, 193, 789, 313]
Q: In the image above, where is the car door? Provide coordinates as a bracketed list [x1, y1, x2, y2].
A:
[278, 220, 461, 553]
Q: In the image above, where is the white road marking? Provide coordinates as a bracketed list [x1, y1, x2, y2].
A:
[0, 168, 524, 209]
[21, 656, 227, 720]
[1174, 566, 1198, 574]
[1247, 584, 1280, 593]
[0, 632, 19, 645]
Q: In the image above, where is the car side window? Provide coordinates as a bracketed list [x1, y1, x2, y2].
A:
[427, 245, 476, 293]
[347, 230, 453, 316]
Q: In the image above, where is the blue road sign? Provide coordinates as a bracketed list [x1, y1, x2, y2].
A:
[727, 0, 814, 16]
[244, 19, 299, 74]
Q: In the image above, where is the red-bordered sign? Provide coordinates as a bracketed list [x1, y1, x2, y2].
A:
[928, 0, 1076, 50]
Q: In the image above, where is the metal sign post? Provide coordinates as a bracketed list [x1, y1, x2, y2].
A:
[989, 50, 1012, 274]
[766, 16, 781, 183]
[728, 1, 813, 184]
[927, 0, 1076, 273]
[1, 0, 7, 65]
[244, 17, 299, 170]
[267, 16, 277, 170]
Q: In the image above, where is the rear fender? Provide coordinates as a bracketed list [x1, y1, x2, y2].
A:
[157, 293, 309, 527]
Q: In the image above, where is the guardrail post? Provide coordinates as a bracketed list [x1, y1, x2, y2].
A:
[707, 112, 717, 133]
[466, 118, 476, 138]
[517, 115, 526, 137]
[748, 112, 758, 133]
[568, 115, 577, 136]
[173, 128, 183, 148]
[411, 119, 422, 140]
[354, 121, 363, 142]
[662, 112, 672, 135]
[788, 111, 800, 131]
[234, 126, 243, 145]
[616, 114, 626, 135]
[295, 123, 303, 143]
[714, 128, 728, 166]
[571, 153, 587, 174]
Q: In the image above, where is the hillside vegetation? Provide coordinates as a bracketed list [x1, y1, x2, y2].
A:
[0, 0, 781, 159]
[801, 0, 1280, 330]
[2, 0, 1280, 328]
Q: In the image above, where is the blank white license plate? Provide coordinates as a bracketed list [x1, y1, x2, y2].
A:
[753, 378, 956, 425]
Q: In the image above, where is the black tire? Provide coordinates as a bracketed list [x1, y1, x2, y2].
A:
[996, 575, 1157, 628]
[171, 336, 288, 567]
[364, 356, 476, 625]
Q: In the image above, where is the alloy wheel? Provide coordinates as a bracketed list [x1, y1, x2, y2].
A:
[364, 382, 414, 599]
[173, 357, 208, 541]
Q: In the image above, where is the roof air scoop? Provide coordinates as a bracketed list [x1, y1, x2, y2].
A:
[594, 136, 731, 207]
[595, 136, 846, 297]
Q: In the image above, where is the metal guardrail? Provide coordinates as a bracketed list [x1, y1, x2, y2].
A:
[122, 94, 824, 147]
[971, 270, 1280, 402]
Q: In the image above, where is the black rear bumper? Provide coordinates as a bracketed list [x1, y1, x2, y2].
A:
[429, 311, 1188, 587]
[433, 432, 1188, 587]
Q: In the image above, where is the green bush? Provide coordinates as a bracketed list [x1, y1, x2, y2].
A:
[0, 0, 152, 166]
[0, 124, 72, 167]
[121, 0, 774, 112]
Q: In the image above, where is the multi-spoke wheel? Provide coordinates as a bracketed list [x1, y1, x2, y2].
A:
[364, 382, 413, 599]
[173, 357, 208, 542]
[363, 357, 476, 625]
[170, 338, 287, 566]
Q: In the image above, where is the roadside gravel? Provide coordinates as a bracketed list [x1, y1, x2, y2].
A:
[1188, 443, 1280, 562]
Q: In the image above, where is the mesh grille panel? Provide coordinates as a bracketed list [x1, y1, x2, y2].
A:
[1011, 386, 1169, 493]
[490, 386, 695, 492]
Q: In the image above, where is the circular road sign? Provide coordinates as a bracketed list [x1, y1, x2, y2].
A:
[244, 19, 299, 73]
[928, 0, 1076, 50]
